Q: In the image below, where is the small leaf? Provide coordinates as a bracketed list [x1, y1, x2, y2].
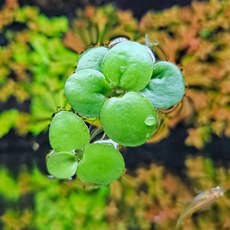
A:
[77, 143, 125, 185]
[76, 46, 108, 72]
[141, 61, 185, 109]
[47, 151, 78, 179]
[49, 111, 90, 151]
[101, 41, 154, 91]
[100, 92, 159, 146]
[65, 69, 110, 117]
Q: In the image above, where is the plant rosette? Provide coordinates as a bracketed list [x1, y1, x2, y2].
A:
[64, 39, 185, 147]
[46, 38, 186, 184]
[46, 143, 125, 183]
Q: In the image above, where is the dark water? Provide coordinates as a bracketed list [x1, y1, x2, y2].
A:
[1, 123, 230, 177]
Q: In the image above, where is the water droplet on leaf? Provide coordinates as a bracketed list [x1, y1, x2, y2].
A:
[145, 115, 156, 126]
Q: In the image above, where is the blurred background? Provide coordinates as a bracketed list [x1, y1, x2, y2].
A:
[0, 0, 230, 229]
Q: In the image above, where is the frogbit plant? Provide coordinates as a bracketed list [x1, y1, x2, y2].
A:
[46, 37, 185, 186]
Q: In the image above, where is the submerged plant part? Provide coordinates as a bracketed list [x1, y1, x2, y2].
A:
[176, 186, 225, 229]
[0, 156, 229, 229]
[105, 156, 229, 230]
[63, 4, 138, 53]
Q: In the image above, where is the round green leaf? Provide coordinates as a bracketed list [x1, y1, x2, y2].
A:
[101, 41, 154, 91]
[76, 46, 108, 72]
[47, 151, 78, 179]
[141, 61, 185, 109]
[64, 69, 110, 117]
[49, 111, 90, 151]
[77, 143, 125, 185]
[100, 92, 159, 146]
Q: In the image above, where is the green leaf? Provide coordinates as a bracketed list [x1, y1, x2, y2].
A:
[76, 46, 108, 72]
[77, 143, 125, 185]
[100, 92, 159, 146]
[101, 41, 154, 91]
[29, 92, 57, 135]
[65, 69, 110, 117]
[49, 111, 90, 151]
[141, 61, 185, 109]
[31, 94, 56, 119]
[46, 151, 78, 179]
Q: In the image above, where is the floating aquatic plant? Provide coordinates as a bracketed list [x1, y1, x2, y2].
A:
[45, 37, 184, 185]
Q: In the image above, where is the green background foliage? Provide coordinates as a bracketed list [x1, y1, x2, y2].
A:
[0, 156, 230, 229]
[0, 167, 109, 230]
[0, 2, 77, 136]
